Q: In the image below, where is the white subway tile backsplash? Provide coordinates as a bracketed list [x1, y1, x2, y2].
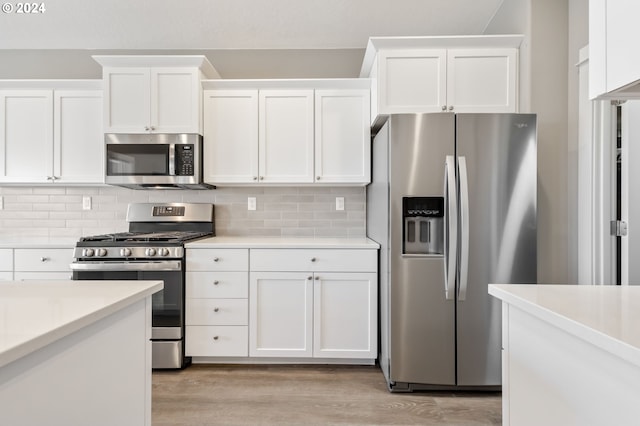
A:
[0, 186, 366, 238]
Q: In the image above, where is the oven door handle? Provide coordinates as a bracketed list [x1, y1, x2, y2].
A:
[70, 261, 182, 272]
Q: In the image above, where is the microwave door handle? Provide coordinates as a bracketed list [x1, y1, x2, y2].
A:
[168, 144, 176, 176]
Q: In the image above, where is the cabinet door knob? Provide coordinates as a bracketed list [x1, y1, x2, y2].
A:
[150, 126, 156, 131]
[213, 280, 219, 285]
[259, 176, 264, 180]
[144, 126, 150, 131]
[40, 257, 49, 262]
[213, 336, 219, 341]
[441, 105, 447, 111]
[448, 106, 454, 111]
[315, 276, 320, 280]
[253, 176, 258, 181]
[214, 308, 220, 313]
[307, 276, 313, 280]
[316, 176, 321, 180]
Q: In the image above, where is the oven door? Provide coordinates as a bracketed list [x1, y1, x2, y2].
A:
[71, 260, 184, 338]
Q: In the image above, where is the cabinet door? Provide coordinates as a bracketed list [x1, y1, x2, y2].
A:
[378, 49, 447, 114]
[314, 90, 371, 184]
[203, 90, 259, 184]
[103, 67, 150, 133]
[0, 90, 53, 183]
[313, 272, 377, 359]
[54, 90, 104, 184]
[446, 49, 517, 113]
[249, 271, 313, 357]
[151, 68, 200, 133]
[259, 90, 314, 183]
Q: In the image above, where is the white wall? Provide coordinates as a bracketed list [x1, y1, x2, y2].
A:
[486, 0, 572, 284]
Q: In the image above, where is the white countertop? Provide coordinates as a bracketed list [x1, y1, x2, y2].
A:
[489, 284, 640, 368]
[186, 236, 380, 249]
[0, 280, 163, 368]
[0, 238, 78, 249]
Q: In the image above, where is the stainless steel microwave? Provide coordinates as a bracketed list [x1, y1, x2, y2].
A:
[105, 134, 214, 190]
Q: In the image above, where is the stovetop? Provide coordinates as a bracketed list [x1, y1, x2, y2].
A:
[79, 231, 212, 245]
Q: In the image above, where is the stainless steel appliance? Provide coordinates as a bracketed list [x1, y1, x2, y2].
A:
[105, 133, 214, 189]
[367, 113, 537, 391]
[70, 203, 215, 369]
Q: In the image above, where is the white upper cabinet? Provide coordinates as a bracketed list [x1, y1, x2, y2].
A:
[54, 90, 104, 184]
[589, 0, 640, 99]
[0, 90, 53, 183]
[94, 56, 220, 134]
[103, 67, 200, 134]
[378, 49, 447, 114]
[360, 36, 522, 127]
[203, 80, 371, 186]
[446, 49, 517, 113]
[259, 89, 314, 184]
[314, 89, 371, 184]
[203, 90, 259, 183]
[0, 83, 104, 185]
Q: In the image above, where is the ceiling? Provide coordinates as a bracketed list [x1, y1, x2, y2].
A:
[0, 0, 506, 78]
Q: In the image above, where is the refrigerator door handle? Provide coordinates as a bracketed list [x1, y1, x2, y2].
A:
[443, 155, 457, 300]
[458, 156, 470, 301]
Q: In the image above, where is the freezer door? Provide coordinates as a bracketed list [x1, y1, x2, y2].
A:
[455, 113, 537, 386]
[387, 113, 457, 386]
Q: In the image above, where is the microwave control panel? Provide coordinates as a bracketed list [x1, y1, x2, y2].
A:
[175, 144, 195, 176]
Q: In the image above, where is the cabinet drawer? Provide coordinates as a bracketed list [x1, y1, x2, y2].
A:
[186, 326, 248, 357]
[186, 299, 248, 325]
[0, 249, 12, 271]
[14, 248, 74, 272]
[186, 249, 248, 271]
[186, 271, 248, 298]
[250, 249, 376, 272]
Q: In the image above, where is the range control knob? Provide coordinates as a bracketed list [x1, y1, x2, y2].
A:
[145, 248, 157, 257]
[120, 248, 132, 257]
[158, 248, 170, 257]
[97, 248, 107, 257]
[82, 248, 95, 257]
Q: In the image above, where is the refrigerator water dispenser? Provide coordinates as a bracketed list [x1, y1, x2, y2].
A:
[402, 197, 444, 255]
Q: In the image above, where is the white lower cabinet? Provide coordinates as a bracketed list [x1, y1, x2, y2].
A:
[0, 249, 13, 280]
[185, 249, 249, 357]
[249, 272, 314, 357]
[249, 249, 377, 360]
[13, 248, 73, 281]
[313, 272, 377, 358]
[186, 246, 378, 362]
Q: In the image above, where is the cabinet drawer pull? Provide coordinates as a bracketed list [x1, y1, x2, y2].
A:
[213, 280, 220, 285]
[213, 257, 219, 262]
[214, 308, 220, 313]
[40, 257, 49, 262]
[213, 336, 219, 341]
[310, 257, 316, 262]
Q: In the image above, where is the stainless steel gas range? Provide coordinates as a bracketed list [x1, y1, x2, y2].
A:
[70, 203, 215, 369]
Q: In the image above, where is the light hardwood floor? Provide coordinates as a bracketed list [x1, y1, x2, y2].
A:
[152, 365, 501, 425]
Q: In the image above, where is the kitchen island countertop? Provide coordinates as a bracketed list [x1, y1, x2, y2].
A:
[489, 284, 640, 425]
[0, 280, 163, 368]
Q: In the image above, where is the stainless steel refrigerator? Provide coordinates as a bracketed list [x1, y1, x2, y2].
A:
[367, 113, 537, 391]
